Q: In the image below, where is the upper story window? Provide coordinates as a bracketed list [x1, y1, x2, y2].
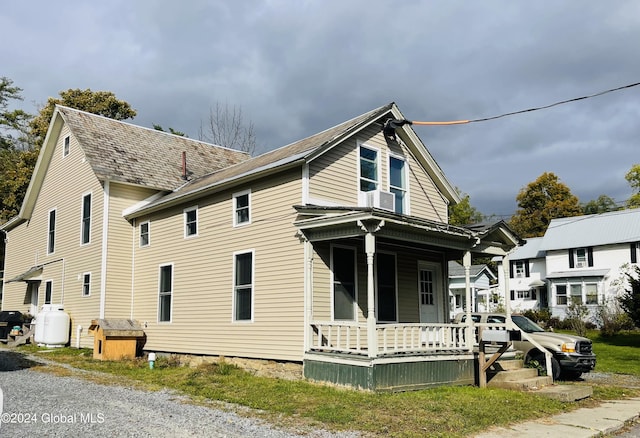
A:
[184, 206, 198, 238]
[389, 156, 407, 214]
[63, 136, 70, 157]
[510, 259, 529, 278]
[631, 243, 639, 263]
[81, 193, 91, 245]
[47, 209, 56, 254]
[359, 145, 379, 192]
[569, 247, 593, 269]
[233, 190, 251, 226]
[140, 221, 150, 247]
[514, 261, 525, 277]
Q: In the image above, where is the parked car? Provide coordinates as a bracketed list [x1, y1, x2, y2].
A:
[453, 312, 596, 380]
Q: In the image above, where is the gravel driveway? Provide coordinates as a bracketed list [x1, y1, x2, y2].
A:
[0, 350, 360, 438]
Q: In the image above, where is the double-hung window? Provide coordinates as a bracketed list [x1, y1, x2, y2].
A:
[184, 206, 198, 237]
[376, 253, 397, 322]
[234, 251, 254, 321]
[359, 145, 379, 192]
[140, 221, 150, 247]
[585, 284, 598, 305]
[570, 284, 583, 305]
[82, 273, 91, 297]
[389, 156, 407, 214]
[81, 193, 91, 245]
[47, 209, 56, 254]
[569, 247, 592, 268]
[233, 190, 251, 226]
[158, 264, 173, 322]
[556, 285, 567, 305]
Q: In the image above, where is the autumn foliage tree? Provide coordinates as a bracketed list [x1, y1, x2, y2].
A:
[509, 172, 582, 238]
[449, 188, 484, 226]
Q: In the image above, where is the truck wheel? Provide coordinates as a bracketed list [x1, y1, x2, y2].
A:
[530, 353, 561, 380]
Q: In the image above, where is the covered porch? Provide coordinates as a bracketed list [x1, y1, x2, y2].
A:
[294, 206, 521, 391]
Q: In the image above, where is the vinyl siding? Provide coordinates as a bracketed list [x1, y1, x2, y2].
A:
[3, 126, 104, 347]
[132, 169, 305, 361]
[104, 183, 159, 319]
[308, 126, 448, 221]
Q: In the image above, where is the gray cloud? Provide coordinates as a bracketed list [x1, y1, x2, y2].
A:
[3, 0, 639, 217]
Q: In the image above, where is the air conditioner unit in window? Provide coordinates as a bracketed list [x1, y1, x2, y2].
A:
[576, 261, 586, 268]
[365, 190, 395, 212]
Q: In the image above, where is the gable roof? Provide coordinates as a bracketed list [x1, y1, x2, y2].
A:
[540, 209, 640, 251]
[56, 106, 249, 190]
[125, 102, 461, 218]
[510, 237, 545, 260]
[11, 106, 250, 227]
[448, 260, 496, 280]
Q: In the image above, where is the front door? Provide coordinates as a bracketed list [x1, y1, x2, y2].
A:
[419, 262, 442, 323]
[28, 281, 39, 316]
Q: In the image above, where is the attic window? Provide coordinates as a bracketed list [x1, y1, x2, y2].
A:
[63, 136, 70, 157]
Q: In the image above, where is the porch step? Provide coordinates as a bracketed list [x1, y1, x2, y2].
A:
[488, 375, 553, 390]
[488, 367, 539, 383]
[491, 359, 524, 372]
[535, 384, 593, 401]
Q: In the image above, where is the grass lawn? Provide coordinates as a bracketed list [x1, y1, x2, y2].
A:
[588, 330, 640, 375]
[13, 336, 640, 438]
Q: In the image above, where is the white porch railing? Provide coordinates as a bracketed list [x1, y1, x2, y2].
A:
[310, 321, 469, 356]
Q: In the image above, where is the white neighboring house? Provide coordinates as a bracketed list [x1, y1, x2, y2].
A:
[448, 260, 497, 319]
[494, 237, 547, 313]
[496, 209, 640, 320]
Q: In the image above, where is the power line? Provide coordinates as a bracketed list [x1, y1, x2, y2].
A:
[409, 81, 640, 126]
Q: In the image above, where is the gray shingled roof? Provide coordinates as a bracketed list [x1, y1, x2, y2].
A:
[539, 208, 640, 251]
[127, 103, 395, 214]
[57, 106, 250, 191]
[448, 260, 495, 279]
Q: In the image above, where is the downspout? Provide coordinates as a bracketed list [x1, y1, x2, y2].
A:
[99, 180, 110, 319]
[302, 237, 313, 356]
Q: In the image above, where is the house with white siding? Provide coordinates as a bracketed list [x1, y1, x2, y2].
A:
[495, 209, 640, 320]
[1, 103, 521, 390]
[448, 260, 496, 317]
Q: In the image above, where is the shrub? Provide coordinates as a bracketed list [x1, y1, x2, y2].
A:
[521, 309, 551, 325]
[596, 302, 636, 337]
[565, 302, 590, 337]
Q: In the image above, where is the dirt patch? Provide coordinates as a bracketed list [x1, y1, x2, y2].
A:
[170, 353, 304, 380]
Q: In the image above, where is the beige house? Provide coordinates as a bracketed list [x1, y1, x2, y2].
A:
[1, 103, 521, 390]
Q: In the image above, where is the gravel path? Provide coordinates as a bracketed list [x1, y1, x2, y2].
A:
[0, 350, 360, 438]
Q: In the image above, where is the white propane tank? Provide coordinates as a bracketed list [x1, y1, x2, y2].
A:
[33, 304, 53, 345]
[41, 305, 70, 347]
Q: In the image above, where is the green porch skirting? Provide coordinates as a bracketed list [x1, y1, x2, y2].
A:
[303, 353, 475, 392]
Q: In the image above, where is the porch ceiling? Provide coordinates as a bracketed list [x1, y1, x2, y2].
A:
[293, 206, 519, 256]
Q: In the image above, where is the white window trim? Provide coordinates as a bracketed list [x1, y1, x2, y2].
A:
[388, 153, 410, 215]
[44, 279, 53, 304]
[82, 272, 92, 297]
[158, 263, 174, 323]
[375, 251, 399, 323]
[330, 244, 358, 321]
[62, 135, 70, 158]
[357, 141, 382, 195]
[514, 260, 525, 278]
[80, 191, 92, 246]
[232, 249, 255, 323]
[233, 189, 252, 227]
[47, 207, 57, 255]
[183, 206, 198, 238]
[139, 221, 151, 247]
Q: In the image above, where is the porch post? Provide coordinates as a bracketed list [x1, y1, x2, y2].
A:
[503, 254, 512, 328]
[365, 232, 377, 358]
[463, 251, 473, 351]
[303, 238, 313, 353]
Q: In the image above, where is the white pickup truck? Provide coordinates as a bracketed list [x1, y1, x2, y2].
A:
[454, 312, 596, 380]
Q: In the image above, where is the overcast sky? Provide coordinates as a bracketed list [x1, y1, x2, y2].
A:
[2, 1, 639, 218]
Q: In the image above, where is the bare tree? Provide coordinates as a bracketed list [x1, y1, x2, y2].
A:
[198, 102, 257, 155]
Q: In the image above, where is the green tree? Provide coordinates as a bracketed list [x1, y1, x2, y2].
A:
[619, 265, 640, 328]
[582, 194, 620, 215]
[153, 124, 186, 137]
[625, 164, 640, 209]
[0, 77, 32, 150]
[509, 172, 582, 238]
[448, 188, 484, 225]
[29, 88, 136, 149]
